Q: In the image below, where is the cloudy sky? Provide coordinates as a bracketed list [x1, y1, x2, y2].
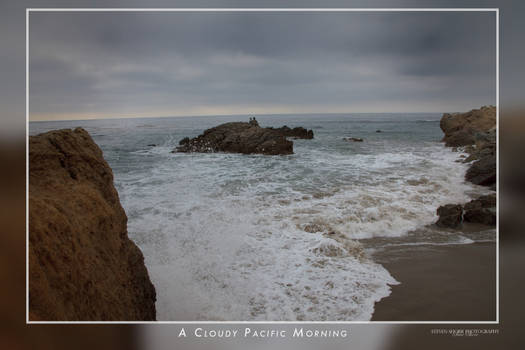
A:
[29, 10, 496, 121]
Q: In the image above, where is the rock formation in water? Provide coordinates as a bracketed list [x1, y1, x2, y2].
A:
[436, 204, 464, 228]
[440, 105, 496, 189]
[29, 127, 156, 321]
[440, 105, 496, 147]
[435, 194, 496, 228]
[436, 106, 496, 228]
[463, 194, 497, 226]
[175, 118, 314, 155]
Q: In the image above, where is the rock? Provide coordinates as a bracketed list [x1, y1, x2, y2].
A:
[465, 155, 496, 186]
[440, 106, 496, 188]
[343, 137, 364, 142]
[440, 105, 496, 146]
[29, 128, 156, 321]
[147, 144, 156, 147]
[463, 194, 496, 226]
[175, 119, 296, 155]
[443, 129, 476, 147]
[436, 204, 463, 228]
[436, 194, 496, 228]
[267, 125, 314, 139]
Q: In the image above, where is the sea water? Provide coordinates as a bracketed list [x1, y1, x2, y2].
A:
[29, 113, 495, 321]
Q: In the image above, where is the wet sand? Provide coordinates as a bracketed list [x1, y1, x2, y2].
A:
[372, 242, 496, 321]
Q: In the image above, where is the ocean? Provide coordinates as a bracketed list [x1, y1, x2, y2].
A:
[29, 113, 495, 321]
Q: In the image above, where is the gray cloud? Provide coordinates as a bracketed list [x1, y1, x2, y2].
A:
[28, 11, 496, 119]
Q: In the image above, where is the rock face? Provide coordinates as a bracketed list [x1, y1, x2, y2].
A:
[436, 204, 463, 228]
[440, 105, 496, 147]
[29, 128, 156, 321]
[440, 106, 496, 189]
[175, 118, 314, 155]
[435, 194, 496, 228]
[465, 154, 497, 186]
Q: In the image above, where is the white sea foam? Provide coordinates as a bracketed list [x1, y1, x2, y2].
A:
[116, 139, 489, 321]
[31, 114, 493, 321]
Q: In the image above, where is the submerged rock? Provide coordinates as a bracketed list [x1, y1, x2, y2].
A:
[29, 128, 156, 321]
[343, 137, 364, 142]
[175, 118, 313, 155]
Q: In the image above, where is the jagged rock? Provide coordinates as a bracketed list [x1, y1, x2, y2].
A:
[463, 194, 496, 226]
[175, 119, 300, 155]
[29, 128, 156, 321]
[436, 204, 463, 228]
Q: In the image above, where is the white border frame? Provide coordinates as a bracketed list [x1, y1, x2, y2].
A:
[26, 7, 500, 325]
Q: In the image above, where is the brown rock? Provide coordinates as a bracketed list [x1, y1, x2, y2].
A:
[440, 106, 496, 188]
[436, 204, 463, 228]
[465, 155, 496, 186]
[29, 128, 156, 321]
[440, 105, 496, 146]
[463, 194, 496, 226]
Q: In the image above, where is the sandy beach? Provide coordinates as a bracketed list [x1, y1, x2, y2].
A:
[372, 242, 496, 321]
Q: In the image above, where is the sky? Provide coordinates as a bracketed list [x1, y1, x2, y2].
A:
[28, 10, 497, 121]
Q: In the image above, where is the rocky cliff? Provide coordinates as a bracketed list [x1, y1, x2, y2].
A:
[435, 105, 497, 228]
[440, 105, 496, 188]
[29, 128, 156, 321]
[440, 105, 496, 147]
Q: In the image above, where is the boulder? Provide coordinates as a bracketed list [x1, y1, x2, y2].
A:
[29, 128, 156, 321]
[175, 119, 297, 155]
[465, 155, 497, 186]
[436, 194, 496, 228]
[463, 194, 496, 226]
[436, 204, 463, 228]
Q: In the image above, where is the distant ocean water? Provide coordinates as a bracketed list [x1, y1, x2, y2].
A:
[30, 113, 494, 321]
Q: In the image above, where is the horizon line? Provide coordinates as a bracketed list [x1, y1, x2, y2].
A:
[28, 110, 462, 123]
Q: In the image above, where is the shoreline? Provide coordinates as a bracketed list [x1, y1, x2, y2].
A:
[371, 241, 496, 321]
